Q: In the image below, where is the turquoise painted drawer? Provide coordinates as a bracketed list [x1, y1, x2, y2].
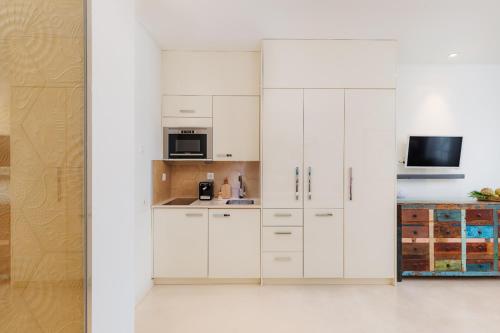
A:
[466, 226, 494, 238]
[466, 260, 494, 272]
[435, 210, 461, 222]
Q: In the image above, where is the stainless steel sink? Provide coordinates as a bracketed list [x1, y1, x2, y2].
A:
[226, 199, 255, 205]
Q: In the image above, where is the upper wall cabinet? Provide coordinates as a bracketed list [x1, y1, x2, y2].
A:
[213, 96, 260, 161]
[162, 51, 261, 95]
[262, 40, 397, 89]
[163, 95, 212, 118]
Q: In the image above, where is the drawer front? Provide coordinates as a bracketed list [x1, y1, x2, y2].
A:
[466, 242, 494, 259]
[435, 210, 461, 222]
[402, 225, 429, 238]
[263, 209, 303, 227]
[466, 259, 494, 272]
[466, 226, 494, 239]
[434, 223, 461, 238]
[402, 243, 429, 259]
[263, 227, 303, 252]
[401, 209, 429, 223]
[262, 252, 303, 278]
[163, 95, 212, 118]
[402, 259, 429, 272]
[434, 243, 461, 260]
[435, 259, 462, 272]
[466, 209, 493, 225]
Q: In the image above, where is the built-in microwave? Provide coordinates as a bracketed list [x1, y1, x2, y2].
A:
[163, 127, 213, 160]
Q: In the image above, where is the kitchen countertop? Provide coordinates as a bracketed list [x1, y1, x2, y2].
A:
[152, 197, 261, 209]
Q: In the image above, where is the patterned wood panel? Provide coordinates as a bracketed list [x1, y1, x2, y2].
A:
[399, 202, 500, 277]
[0, 0, 85, 332]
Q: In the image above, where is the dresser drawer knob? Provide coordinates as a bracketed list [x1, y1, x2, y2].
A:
[412, 230, 418, 235]
[478, 230, 482, 235]
[444, 214, 450, 218]
[446, 264, 451, 268]
[476, 213, 482, 218]
[412, 214, 418, 218]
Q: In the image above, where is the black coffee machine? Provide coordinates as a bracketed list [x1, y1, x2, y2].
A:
[199, 181, 214, 200]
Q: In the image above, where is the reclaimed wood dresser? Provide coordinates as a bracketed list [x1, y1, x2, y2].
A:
[397, 201, 500, 280]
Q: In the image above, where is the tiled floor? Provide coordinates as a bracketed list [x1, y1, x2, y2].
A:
[135, 279, 500, 333]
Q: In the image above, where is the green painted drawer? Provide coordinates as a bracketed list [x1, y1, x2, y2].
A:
[435, 210, 462, 222]
[435, 260, 462, 271]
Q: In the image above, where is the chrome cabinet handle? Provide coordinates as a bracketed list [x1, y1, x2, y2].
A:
[185, 213, 203, 217]
[274, 231, 292, 235]
[274, 256, 291, 262]
[349, 167, 353, 201]
[315, 213, 333, 217]
[212, 213, 231, 217]
[308, 166, 312, 200]
[274, 213, 292, 217]
[179, 109, 195, 113]
[295, 167, 300, 200]
[216, 153, 232, 157]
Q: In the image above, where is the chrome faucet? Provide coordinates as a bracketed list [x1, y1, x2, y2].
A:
[238, 174, 246, 198]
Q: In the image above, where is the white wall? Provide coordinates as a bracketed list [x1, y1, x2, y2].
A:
[90, 0, 135, 332]
[397, 65, 500, 200]
[134, 22, 162, 304]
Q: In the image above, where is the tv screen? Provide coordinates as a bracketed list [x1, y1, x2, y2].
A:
[406, 136, 463, 167]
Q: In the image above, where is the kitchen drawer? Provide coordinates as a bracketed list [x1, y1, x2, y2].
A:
[466, 226, 494, 238]
[262, 227, 303, 252]
[401, 209, 429, 224]
[466, 209, 493, 225]
[435, 210, 461, 222]
[402, 243, 429, 259]
[434, 243, 461, 260]
[402, 259, 429, 272]
[262, 252, 303, 278]
[434, 223, 461, 238]
[163, 95, 212, 118]
[466, 259, 494, 272]
[263, 209, 303, 227]
[434, 259, 462, 272]
[402, 225, 429, 238]
[466, 242, 494, 260]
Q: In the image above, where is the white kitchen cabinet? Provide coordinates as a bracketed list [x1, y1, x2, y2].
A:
[262, 252, 303, 278]
[262, 209, 303, 227]
[303, 89, 344, 209]
[262, 89, 303, 208]
[153, 208, 208, 278]
[162, 95, 212, 118]
[344, 89, 396, 279]
[208, 209, 260, 278]
[213, 96, 260, 161]
[162, 51, 260, 95]
[262, 40, 397, 89]
[304, 209, 343, 278]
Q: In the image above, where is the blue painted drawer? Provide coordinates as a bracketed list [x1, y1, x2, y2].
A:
[435, 210, 461, 222]
[466, 260, 494, 272]
[466, 226, 494, 238]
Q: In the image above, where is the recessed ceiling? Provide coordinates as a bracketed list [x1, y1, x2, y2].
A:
[137, 0, 500, 64]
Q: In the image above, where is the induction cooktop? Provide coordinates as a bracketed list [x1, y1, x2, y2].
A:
[163, 198, 198, 206]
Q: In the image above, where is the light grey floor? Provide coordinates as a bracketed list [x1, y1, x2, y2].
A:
[135, 279, 500, 333]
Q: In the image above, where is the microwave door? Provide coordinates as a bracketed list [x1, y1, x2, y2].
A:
[168, 133, 207, 159]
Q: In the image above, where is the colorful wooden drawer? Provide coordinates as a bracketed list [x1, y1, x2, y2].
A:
[466, 209, 493, 225]
[435, 209, 461, 222]
[435, 260, 462, 271]
[434, 223, 461, 238]
[434, 243, 461, 260]
[401, 209, 429, 224]
[466, 226, 494, 238]
[466, 259, 494, 272]
[402, 225, 429, 238]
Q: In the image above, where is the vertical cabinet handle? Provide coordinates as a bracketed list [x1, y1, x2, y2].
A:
[349, 167, 353, 201]
[308, 166, 312, 200]
[295, 167, 300, 200]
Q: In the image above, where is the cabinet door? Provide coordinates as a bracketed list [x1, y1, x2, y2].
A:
[208, 209, 260, 278]
[153, 209, 208, 278]
[262, 89, 303, 208]
[304, 89, 344, 209]
[213, 96, 260, 161]
[162, 95, 212, 118]
[344, 89, 396, 279]
[304, 209, 343, 278]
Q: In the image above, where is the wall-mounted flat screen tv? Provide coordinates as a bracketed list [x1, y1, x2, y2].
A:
[406, 136, 463, 167]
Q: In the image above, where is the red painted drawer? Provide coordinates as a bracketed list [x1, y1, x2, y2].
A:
[402, 225, 429, 238]
[402, 243, 429, 260]
[401, 209, 429, 224]
[466, 209, 493, 225]
[402, 259, 429, 272]
[434, 243, 461, 260]
[466, 242, 494, 260]
[434, 223, 461, 238]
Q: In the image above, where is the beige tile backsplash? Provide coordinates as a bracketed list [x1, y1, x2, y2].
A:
[152, 160, 260, 203]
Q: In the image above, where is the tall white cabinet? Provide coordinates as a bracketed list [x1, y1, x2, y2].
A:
[262, 39, 397, 281]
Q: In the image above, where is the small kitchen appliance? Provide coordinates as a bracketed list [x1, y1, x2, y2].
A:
[199, 181, 214, 200]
